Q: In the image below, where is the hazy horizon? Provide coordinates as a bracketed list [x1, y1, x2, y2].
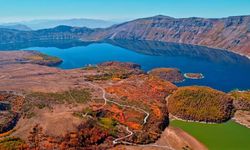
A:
[0, 0, 250, 23]
[2, 14, 250, 25]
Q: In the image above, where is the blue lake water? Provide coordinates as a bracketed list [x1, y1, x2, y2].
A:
[1, 40, 250, 92]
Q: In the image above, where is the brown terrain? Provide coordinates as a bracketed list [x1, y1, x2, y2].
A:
[0, 51, 208, 150]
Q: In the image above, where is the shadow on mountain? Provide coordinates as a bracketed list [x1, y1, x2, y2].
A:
[106, 40, 250, 65]
[0, 40, 94, 50]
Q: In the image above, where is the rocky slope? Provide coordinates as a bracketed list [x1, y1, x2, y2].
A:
[86, 15, 250, 57]
[0, 15, 250, 57]
[0, 25, 94, 44]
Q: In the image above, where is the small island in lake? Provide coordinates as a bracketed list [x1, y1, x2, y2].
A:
[184, 73, 204, 79]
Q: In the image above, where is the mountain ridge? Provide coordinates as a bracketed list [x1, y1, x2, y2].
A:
[0, 15, 250, 57]
[0, 24, 32, 31]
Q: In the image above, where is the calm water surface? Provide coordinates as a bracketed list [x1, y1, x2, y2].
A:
[0, 40, 250, 92]
[171, 120, 250, 150]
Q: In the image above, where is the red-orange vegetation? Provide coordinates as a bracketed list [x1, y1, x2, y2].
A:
[106, 75, 177, 104]
[25, 120, 113, 149]
[151, 104, 162, 118]
[105, 75, 177, 143]
[126, 122, 142, 130]
[105, 105, 143, 129]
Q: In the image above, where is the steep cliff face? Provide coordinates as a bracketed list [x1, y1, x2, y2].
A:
[87, 15, 250, 57]
[0, 15, 250, 57]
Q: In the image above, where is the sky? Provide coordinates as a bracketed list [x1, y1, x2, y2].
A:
[0, 0, 250, 23]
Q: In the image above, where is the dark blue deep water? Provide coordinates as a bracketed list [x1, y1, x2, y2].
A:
[1, 40, 250, 92]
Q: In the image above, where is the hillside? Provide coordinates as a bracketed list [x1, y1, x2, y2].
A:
[0, 26, 94, 44]
[86, 15, 250, 57]
[168, 86, 234, 123]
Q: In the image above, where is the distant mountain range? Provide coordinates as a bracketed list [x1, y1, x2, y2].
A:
[1, 18, 117, 30]
[0, 24, 32, 31]
[0, 15, 250, 57]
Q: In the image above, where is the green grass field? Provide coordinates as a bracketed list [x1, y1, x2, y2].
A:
[171, 120, 250, 150]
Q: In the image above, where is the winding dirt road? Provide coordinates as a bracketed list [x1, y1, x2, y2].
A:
[86, 82, 149, 143]
[86, 82, 174, 149]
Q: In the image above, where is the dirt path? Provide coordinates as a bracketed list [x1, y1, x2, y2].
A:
[86, 82, 174, 149]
